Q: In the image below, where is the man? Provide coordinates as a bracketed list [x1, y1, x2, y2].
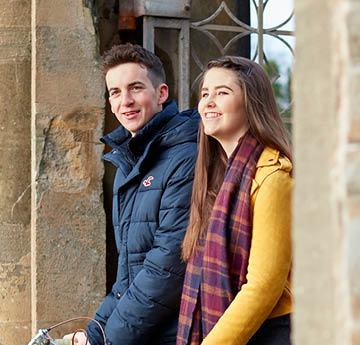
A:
[65, 43, 198, 345]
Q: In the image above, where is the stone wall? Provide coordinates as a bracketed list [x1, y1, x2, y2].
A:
[0, 0, 32, 343]
[30, 0, 106, 339]
[342, 1, 360, 342]
[293, 0, 360, 344]
[0, 0, 106, 343]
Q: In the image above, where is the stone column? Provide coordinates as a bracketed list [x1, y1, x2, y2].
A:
[30, 0, 106, 338]
[293, 0, 360, 344]
[0, 0, 32, 343]
[341, 1, 360, 343]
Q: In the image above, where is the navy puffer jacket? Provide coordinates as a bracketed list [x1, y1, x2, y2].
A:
[87, 101, 199, 345]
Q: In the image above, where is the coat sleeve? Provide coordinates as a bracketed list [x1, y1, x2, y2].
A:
[87, 292, 118, 345]
[96, 156, 196, 345]
[201, 168, 292, 345]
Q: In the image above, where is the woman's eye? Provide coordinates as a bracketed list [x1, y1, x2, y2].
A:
[201, 93, 208, 98]
[218, 91, 228, 95]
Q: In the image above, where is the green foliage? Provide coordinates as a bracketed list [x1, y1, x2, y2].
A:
[264, 60, 292, 132]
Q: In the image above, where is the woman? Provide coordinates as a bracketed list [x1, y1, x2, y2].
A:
[177, 56, 293, 345]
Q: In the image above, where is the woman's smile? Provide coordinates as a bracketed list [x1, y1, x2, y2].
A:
[204, 112, 223, 119]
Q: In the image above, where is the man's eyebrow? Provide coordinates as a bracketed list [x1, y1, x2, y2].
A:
[108, 81, 146, 92]
[128, 81, 146, 87]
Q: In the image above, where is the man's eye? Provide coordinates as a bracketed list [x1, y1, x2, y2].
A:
[132, 85, 143, 91]
[110, 90, 119, 97]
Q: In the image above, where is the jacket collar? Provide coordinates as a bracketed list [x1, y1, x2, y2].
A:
[101, 100, 199, 190]
[128, 100, 179, 158]
[256, 147, 280, 167]
[101, 100, 199, 177]
[101, 100, 178, 153]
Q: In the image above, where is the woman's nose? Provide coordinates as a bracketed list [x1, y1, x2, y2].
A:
[205, 95, 215, 107]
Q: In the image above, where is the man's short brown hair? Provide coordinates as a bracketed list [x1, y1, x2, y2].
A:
[102, 43, 166, 88]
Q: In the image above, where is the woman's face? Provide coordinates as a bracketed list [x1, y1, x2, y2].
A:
[198, 67, 249, 156]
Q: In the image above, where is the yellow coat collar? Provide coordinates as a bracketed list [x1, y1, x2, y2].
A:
[251, 147, 292, 196]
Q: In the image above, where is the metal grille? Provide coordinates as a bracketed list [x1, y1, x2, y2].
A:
[140, 0, 294, 119]
[190, 0, 294, 122]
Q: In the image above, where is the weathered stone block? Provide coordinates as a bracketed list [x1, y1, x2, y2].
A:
[0, 180, 30, 223]
[348, 117, 360, 142]
[0, 27, 30, 62]
[28, 0, 106, 337]
[0, 61, 31, 223]
[35, 0, 94, 29]
[346, 144, 360, 195]
[0, 253, 31, 321]
[346, 3, 360, 64]
[0, 322, 31, 345]
[349, 67, 360, 142]
[0, 0, 31, 27]
[0, 4, 31, 343]
[348, 212, 360, 322]
[0, 223, 30, 262]
[33, 26, 104, 107]
[33, 188, 105, 321]
[293, 2, 359, 345]
[347, 196, 360, 219]
[352, 329, 360, 345]
[0, 63, 30, 138]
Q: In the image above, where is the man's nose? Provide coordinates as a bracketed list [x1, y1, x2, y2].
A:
[121, 90, 134, 106]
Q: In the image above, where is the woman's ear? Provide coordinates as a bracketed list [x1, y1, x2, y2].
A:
[157, 83, 169, 105]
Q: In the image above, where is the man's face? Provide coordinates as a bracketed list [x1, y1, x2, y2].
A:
[106, 62, 168, 136]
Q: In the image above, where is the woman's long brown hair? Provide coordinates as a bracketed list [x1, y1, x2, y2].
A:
[182, 56, 292, 261]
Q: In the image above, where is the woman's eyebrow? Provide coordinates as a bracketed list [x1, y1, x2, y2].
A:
[201, 85, 234, 92]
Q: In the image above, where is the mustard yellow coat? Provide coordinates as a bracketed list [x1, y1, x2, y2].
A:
[201, 147, 292, 345]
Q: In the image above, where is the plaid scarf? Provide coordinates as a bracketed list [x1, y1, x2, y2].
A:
[177, 131, 264, 345]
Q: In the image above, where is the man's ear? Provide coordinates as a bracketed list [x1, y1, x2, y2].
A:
[108, 96, 115, 114]
[157, 84, 169, 105]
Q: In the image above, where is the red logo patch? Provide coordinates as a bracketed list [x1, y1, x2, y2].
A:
[143, 176, 154, 187]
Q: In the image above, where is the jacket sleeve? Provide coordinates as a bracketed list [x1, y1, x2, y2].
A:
[87, 293, 118, 345]
[101, 156, 196, 345]
[201, 168, 292, 345]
